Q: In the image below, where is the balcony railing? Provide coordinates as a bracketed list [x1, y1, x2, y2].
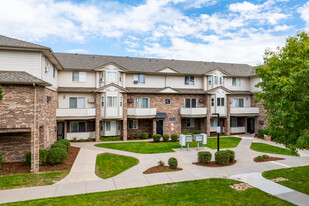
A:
[127, 108, 157, 117]
[230, 107, 259, 114]
[180, 108, 207, 117]
[231, 127, 246, 133]
[56, 108, 96, 117]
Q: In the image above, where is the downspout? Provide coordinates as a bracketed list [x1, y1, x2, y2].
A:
[31, 83, 37, 172]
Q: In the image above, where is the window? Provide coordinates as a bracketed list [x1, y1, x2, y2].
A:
[69, 97, 85, 108]
[211, 97, 215, 106]
[185, 76, 194, 85]
[186, 119, 195, 127]
[214, 76, 222, 85]
[70, 122, 86, 133]
[120, 96, 122, 107]
[136, 97, 149, 108]
[231, 118, 237, 127]
[210, 119, 217, 127]
[217, 97, 224, 106]
[101, 72, 104, 82]
[107, 96, 117, 107]
[101, 96, 104, 107]
[234, 98, 244, 107]
[134, 74, 146, 84]
[72, 72, 86, 82]
[106, 121, 116, 131]
[128, 120, 138, 129]
[208, 76, 212, 87]
[107, 71, 117, 82]
[232, 78, 241, 86]
[184, 98, 197, 108]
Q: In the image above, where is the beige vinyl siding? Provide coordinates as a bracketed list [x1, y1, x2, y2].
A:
[225, 77, 250, 91]
[58, 93, 95, 109]
[58, 71, 96, 87]
[166, 75, 203, 89]
[126, 74, 165, 88]
[41, 56, 58, 88]
[250, 77, 261, 92]
[230, 95, 251, 108]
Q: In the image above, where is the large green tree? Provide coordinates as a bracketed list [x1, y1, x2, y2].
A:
[255, 32, 309, 151]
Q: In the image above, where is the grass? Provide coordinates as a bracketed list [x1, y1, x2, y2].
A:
[250, 142, 297, 156]
[2, 178, 293, 206]
[263, 165, 309, 195]
[95, 153, 139, 179]
[95, 137, 241, 154]
[0, 170, 69, 190]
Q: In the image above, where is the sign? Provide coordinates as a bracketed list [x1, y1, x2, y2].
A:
[169, 117, 176, 121]
[165, 99, 170, 104]
[217, 126, 221, 133]
[171, 122, 174, 131]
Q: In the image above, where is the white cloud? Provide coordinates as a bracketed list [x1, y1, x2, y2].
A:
[66, 49, 88, 54]
[298, 1, 309, 31]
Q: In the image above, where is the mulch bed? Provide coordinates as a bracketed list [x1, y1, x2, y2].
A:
[0, 146, 80, 175]
[193, 160, 237, 167]
[143, 165, 182, 174]
[254, 156, 285, 162]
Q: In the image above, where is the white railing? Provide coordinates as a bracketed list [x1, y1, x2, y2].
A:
[67, 131, 95, 140]
[180, 108, 207, 116]
[127, 108, 157, 117]
[231, 127, 246, 133]
[230, 107, 259, 114]
[56, 108, 95, 117]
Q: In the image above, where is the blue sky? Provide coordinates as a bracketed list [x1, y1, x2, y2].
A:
[0, 0, 308, 65]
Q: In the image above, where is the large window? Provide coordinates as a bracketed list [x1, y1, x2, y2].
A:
[234, 98, 244, 107]
[208, 76, 212, 87]
[69, 97, 85, 108]
[107, 71, 117, 82]
[136, 97, 149, 108]
[107, 96, 117, 107]
[185, 76, 194, 85]
[72, 72, 86, 82]
[232, 78, 241, 86]
[184, 98, 197, 108]
[214, 76, 222, 85]
[70, 122, 86, 133]
[106, 121, 116, 131]
[186, 119, 195, 127]
[210, 119, 218, 127]
[128, 120, 138, 129]
[231, 118, 237, 127]
[217, 97, 225, 106]
[134, 74, 146, 84]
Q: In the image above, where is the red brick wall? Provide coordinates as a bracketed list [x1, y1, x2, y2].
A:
[251, 94, 268, 130]
[127, 119, 153, 136]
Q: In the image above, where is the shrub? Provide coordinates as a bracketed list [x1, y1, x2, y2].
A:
[135, 133, 141, 139]
[79, 139, 83, 142]
[73, 137, 77, 142]
[163, 134, 169, 142]
[26, 152, 31, 166]
[39, 149, 48, 166]
[48, 148, 68, 165]
[256, 155, 264, 161]
[100, 137, 121, 141]
[142, 132, 149, 139]
[226, 150, 235, 163]
[198, 151, 212, 164]
[257, 128, 270, 138]
[88, 137, 92, 142]
[152, 134, 161, 142]
[158, 160, 165, 166]
[171, 134, 178, 142]
[129, 133, 135, 140]
[0, 154, 2, 169]
[215, 150, 230, 166]
[190, 130, 202, 134]
[51, 142, 67, 151]
[262, 154, 269, 159]
[168, 157, 178, 169]
[58, 139, 70, 149]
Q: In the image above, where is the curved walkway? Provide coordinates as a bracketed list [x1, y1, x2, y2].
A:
[0, 137, 309, 205]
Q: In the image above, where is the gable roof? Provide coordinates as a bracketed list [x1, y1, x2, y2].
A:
[95, 83, 128, 92]
[0, 71, 51, 86]
[0, 35, 49, 50]
[54, 53, 254, 76]
[127, 87, 205, 94]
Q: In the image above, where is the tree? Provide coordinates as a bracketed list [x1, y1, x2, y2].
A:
[255, 32, 309, 152]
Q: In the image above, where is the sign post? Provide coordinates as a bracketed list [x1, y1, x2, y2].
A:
[212, 113, 220, 152]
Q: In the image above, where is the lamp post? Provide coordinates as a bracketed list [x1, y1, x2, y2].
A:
[212, 113, 220, 152]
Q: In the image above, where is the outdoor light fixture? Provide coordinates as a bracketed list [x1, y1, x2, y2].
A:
[212, 113, 220, 152]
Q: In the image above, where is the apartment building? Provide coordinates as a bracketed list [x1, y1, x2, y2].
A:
[0, 35, 266, 169]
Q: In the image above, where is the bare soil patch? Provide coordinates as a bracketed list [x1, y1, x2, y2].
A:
[254, 156, 285, 162]
[193, 160, 237, 167]
[143, 165, 182, 174]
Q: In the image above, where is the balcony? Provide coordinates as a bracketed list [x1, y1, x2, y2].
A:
[230, 107, 259, 115]
[127, 108, 157, 118]
[56, 108, 96, 119]
[180, 108, 207, 117]
[231, 127, 246, 133]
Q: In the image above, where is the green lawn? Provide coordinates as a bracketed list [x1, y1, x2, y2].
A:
[2, 178, 293, 206]
[0, 170, 69, 190]
[95, 137, 241, 154]
[95, 153, 139, 179]
[250, 142, 297, 156]
[263, 165, 309, 195]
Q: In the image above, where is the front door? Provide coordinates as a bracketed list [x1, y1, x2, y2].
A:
[247, 118, 255, 134]
[156, 120, 164, 136]
[57, 122, 64, 140]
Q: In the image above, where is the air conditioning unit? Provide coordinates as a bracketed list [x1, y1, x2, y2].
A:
[88, 99, 95, 103]
[134, 80, 138, 84]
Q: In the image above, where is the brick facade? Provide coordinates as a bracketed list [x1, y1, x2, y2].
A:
[251, 94, 268, 131]
[127, 119, 153, 137]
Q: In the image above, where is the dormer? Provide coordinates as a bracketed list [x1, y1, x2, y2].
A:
[205, 69, 229, 90]
[94, 63, 128, 88]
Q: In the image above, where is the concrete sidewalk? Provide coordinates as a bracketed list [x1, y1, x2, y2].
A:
[0, 137, 309, 204]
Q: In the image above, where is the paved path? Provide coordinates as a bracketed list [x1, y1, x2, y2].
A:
[0, 137, 309, 205]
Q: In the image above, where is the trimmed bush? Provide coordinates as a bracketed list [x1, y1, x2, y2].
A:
[129, 133, 135, 140]
[152, 134, 161, 142]
[215, 150, 230, 166]
[168, 157, 178, 169]
[171, 134, 178, 142]
[39, 149, 48, 166]
[58, 139, 70, 149]
[51, 142, 67, 151]
[73, 137, 77, 142]
[190, 130, 202, 134]
[163, 134, 169, 142]
[142, 132, 149, 139]
[257, 128, 270, 138]
[198, 151, 212, 164]
[100, 137, 121, 141]
[262, 154, 269, 159]
[226, 150, 235, 163]
[158, 160, 165, 166]
[256, 155, 264, 161]
[48, 148, 68, 165]
[134, 133, 141, 139]
[26, 152, 31, 166]
[88, 137, 92, 142]
[0, 154, 2, 169]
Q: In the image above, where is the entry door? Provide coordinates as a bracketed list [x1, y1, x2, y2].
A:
[156, 120, 164, 136]
[247, 118, 255, 134]
[57, 122, 64, 140]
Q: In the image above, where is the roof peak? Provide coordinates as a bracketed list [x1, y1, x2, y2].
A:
[0, 34, 49, 50]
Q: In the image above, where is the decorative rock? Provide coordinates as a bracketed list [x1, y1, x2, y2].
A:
[271, 177, 289, 182]
[229, 183, 253, 191]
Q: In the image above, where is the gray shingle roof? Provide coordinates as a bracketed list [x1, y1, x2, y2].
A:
[0, 71, 51, 86]
[58, 87, 96, 93]
[54, 53, 254, 76]
[127, 87, 205, 94]
[0, 35, 49, 50]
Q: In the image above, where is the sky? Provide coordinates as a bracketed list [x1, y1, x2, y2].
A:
[0, 0, 308, 66]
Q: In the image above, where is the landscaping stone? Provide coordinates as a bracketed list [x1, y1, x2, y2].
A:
[271, 177, 289, 182]
[229, 183, 253, 191]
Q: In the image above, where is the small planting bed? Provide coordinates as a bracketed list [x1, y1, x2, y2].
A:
[254, 155, 285, 162]
[143, 165, 182, 174]
[193, 160, 237, 167]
